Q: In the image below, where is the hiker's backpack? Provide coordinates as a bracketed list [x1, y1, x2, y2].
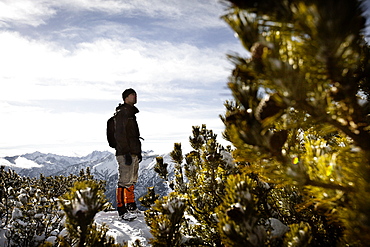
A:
[106, 114, 117, 148]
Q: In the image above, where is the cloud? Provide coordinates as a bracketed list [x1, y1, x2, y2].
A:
[0, 100, 108, 156]
[0, 0, 226, 30]
[0, 0, 239, 156]
[0, 27, 234, 154]
[0, 0, 58, 27]
[0, 30, 234, 101]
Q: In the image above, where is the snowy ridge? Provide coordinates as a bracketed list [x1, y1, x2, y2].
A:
[0, 150, 175, 246]
[0, 156, 42, 169]
[0, 150, 174, 208]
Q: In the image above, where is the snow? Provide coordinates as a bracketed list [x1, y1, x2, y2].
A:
[267, 218, 289, 238]
[94, 211, 153, 246]
[1, 210, 153, 246]
[11, 207, 23, 220]
[0, 228, 6, 247]
[71, 189, 90, 216]
[0, 156, 42, 168]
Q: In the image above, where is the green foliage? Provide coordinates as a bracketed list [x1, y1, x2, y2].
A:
[58, 180, 110, 246]
[182, 125, 236, 246]
[145, 1, 370, 246]
[217, 173, 267, 247]
[0, 166, 107, 247]
[146, 125, 238, 246]
[55, 176, 128, 247]
[139, 186, 160, 208]
[145, 193, 187, 247]
[170, 143, 186, 193]
[154, 157, 168, 181]
[220, 0, 370, 245]
[57, 223, 123, 247]
[283, 222, 312, 247]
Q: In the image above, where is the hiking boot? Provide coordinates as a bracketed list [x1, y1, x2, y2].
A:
[126, 202, 137, 211]
[129, 208, 142, 216]
[126, 202, 141, 214]
[117, 206, 127, 216]
[121, 211, 137, 221]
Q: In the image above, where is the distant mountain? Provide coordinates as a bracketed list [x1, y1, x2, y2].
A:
[0, 151, 175, 209]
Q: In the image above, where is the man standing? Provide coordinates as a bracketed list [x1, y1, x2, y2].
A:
[114, 88, 142, 221]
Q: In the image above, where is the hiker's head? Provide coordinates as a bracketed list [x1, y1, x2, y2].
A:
[122, 88, 137, 105]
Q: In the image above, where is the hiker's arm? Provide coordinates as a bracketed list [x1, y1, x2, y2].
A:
[114, 111, 130, 154]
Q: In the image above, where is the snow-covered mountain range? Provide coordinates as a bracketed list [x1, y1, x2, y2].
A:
[0, 150, 175, 209]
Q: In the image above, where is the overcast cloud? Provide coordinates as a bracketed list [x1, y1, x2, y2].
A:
[0, 0, 246, 156]
[5, 1, 368, 157]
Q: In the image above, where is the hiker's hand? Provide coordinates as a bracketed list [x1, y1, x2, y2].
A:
[125, 153, 132, 166]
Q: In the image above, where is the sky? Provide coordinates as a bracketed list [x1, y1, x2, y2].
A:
[1, 1, 370, 158]
[0, 0, 246, 157]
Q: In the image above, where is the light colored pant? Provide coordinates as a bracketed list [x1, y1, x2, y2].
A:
[116, 154, 139, 188]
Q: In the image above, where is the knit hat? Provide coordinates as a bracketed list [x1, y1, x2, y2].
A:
[122, 88, 136, 100]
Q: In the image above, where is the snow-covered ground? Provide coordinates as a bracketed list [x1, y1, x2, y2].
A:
[95, 211, 153, 246]
[0, 210, 152, 247]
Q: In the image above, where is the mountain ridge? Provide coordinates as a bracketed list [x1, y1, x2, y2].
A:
[0, 150, 175, 209]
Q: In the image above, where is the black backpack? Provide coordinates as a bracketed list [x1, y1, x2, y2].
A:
[106, 114, 117, 148]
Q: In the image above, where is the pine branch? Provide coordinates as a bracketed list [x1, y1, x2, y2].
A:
[305, 178, 355, 192]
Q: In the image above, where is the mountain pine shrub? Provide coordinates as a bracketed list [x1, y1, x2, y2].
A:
[0, 166, 118, 247]
[220, 0, 370, 245]
[145, 125, 239, 246]
[57, 179, 123, 247]
[145, 0, 370, 246]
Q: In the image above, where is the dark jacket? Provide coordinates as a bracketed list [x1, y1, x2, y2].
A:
[114, 103, 141, 156]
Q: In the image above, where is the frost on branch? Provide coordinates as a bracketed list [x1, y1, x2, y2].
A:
[58, 180, 112, 246]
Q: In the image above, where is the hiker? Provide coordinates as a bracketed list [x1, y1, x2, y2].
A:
[113, 88, 142, 221]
